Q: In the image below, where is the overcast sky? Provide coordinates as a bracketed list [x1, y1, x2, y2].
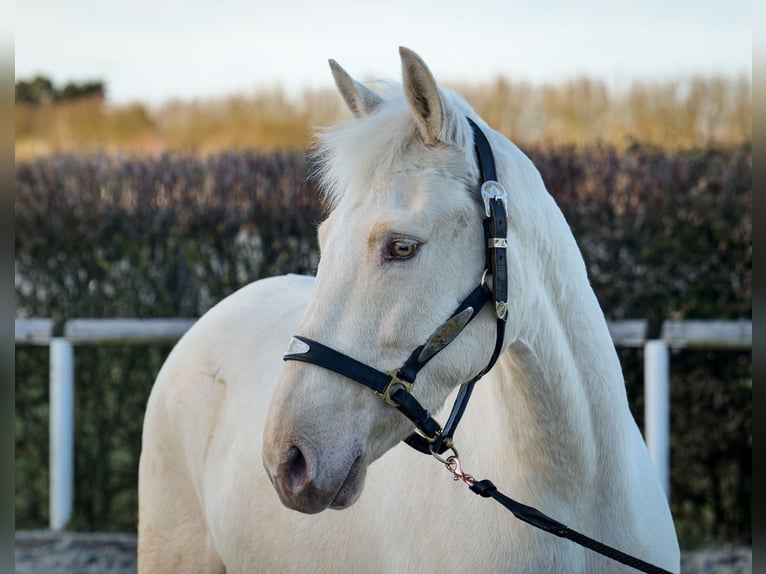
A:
[15, 0, 752, 106]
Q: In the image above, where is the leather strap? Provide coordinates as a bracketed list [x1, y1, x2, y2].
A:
[284, 280, 493, 448]
[484, 205, 508, 320]
[284, 335, 445, 443]
[467, 117, 497, 181]
[470, 480, 675, 574]
[467, 117, 508, 320]
[284, 335, 391, 395]
[404, 380, 477, 454]
[398, 284, 491, 383]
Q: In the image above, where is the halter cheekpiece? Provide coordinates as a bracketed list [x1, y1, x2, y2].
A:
[283, 117, 509, 455]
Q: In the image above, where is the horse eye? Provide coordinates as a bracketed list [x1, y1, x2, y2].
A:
[388, 239, 419, 259]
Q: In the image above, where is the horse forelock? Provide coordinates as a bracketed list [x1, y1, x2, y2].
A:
[311, 86, 476, 212]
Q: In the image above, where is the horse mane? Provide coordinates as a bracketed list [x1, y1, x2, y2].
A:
[311, 84, 477, 212]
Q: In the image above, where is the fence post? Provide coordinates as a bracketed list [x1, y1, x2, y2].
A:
[49, 338, 74, 530]
[644, 340, 670, 499]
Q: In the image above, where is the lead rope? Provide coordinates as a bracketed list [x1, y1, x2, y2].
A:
[432, 448, 675, 574]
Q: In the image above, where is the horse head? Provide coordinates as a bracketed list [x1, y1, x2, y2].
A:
[262, 48, 511, 514]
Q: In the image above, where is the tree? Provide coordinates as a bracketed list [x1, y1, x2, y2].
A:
[15, 76, 106, 104]
[15, 76, 56, 104]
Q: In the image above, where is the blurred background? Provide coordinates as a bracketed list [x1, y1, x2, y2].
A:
[15, 0, 751, 155]
[14, 0, 751, 565]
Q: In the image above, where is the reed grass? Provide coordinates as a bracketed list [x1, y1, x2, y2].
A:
[15, 74, 751, 158]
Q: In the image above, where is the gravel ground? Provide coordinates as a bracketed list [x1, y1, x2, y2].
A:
[15, 530, 752, 573]
[15, 532, 137, 574]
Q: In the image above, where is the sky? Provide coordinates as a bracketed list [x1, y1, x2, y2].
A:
[15, 0, 752, 106]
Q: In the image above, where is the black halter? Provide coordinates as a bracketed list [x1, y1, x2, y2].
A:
[283, 117, 508, 455]
[281, 118, 676, 574]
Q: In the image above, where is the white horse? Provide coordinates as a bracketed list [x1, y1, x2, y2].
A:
[138, 47, 679, 573]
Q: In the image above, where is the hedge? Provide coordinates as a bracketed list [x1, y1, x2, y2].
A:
[15, 145, 751, 545]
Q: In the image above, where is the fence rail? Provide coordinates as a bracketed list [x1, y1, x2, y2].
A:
[14, 318, 55, 345]
[64, 318, 196, 344]
[15, 317, 752, 530]
[661, 319, 752, 349]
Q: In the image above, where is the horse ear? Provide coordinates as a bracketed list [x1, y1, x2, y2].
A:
[329, 59, 384, 118]
[399, 47, 448, 146]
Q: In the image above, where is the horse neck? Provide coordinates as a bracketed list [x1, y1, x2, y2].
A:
[468, 148, 633, 500]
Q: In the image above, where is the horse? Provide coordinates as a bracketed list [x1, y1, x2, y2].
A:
[138, 47, 680, 573]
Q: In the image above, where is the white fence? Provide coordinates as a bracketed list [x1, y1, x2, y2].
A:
[15, 318, 195, 530]
[15, 317, 752, 530]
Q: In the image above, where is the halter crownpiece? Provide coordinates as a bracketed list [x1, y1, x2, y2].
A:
[283, 117, 508, 455]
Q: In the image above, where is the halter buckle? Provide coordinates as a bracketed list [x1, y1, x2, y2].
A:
[481, 181, 508, 217]
[375, 372, 414, 406]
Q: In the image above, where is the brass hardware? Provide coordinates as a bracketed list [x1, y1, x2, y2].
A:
[411, 426, 443, 445]
[429, 444, 455, 465]
[375, 372, 414, 406]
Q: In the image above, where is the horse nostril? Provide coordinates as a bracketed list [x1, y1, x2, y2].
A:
[283, 445, 310, 494]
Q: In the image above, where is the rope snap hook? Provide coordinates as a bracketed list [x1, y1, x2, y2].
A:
[430, 445, 476, 487]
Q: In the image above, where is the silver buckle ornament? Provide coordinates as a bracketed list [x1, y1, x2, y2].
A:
[481, 181, 508, 218]
[284, 336, 310, 356]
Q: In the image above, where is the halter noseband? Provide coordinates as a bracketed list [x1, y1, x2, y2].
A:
[283, 117, 509, 455]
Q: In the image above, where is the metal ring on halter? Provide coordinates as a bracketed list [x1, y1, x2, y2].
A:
[430, 443, 458, 465]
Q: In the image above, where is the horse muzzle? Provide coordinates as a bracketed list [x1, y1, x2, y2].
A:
[262, 437, 366, 514]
